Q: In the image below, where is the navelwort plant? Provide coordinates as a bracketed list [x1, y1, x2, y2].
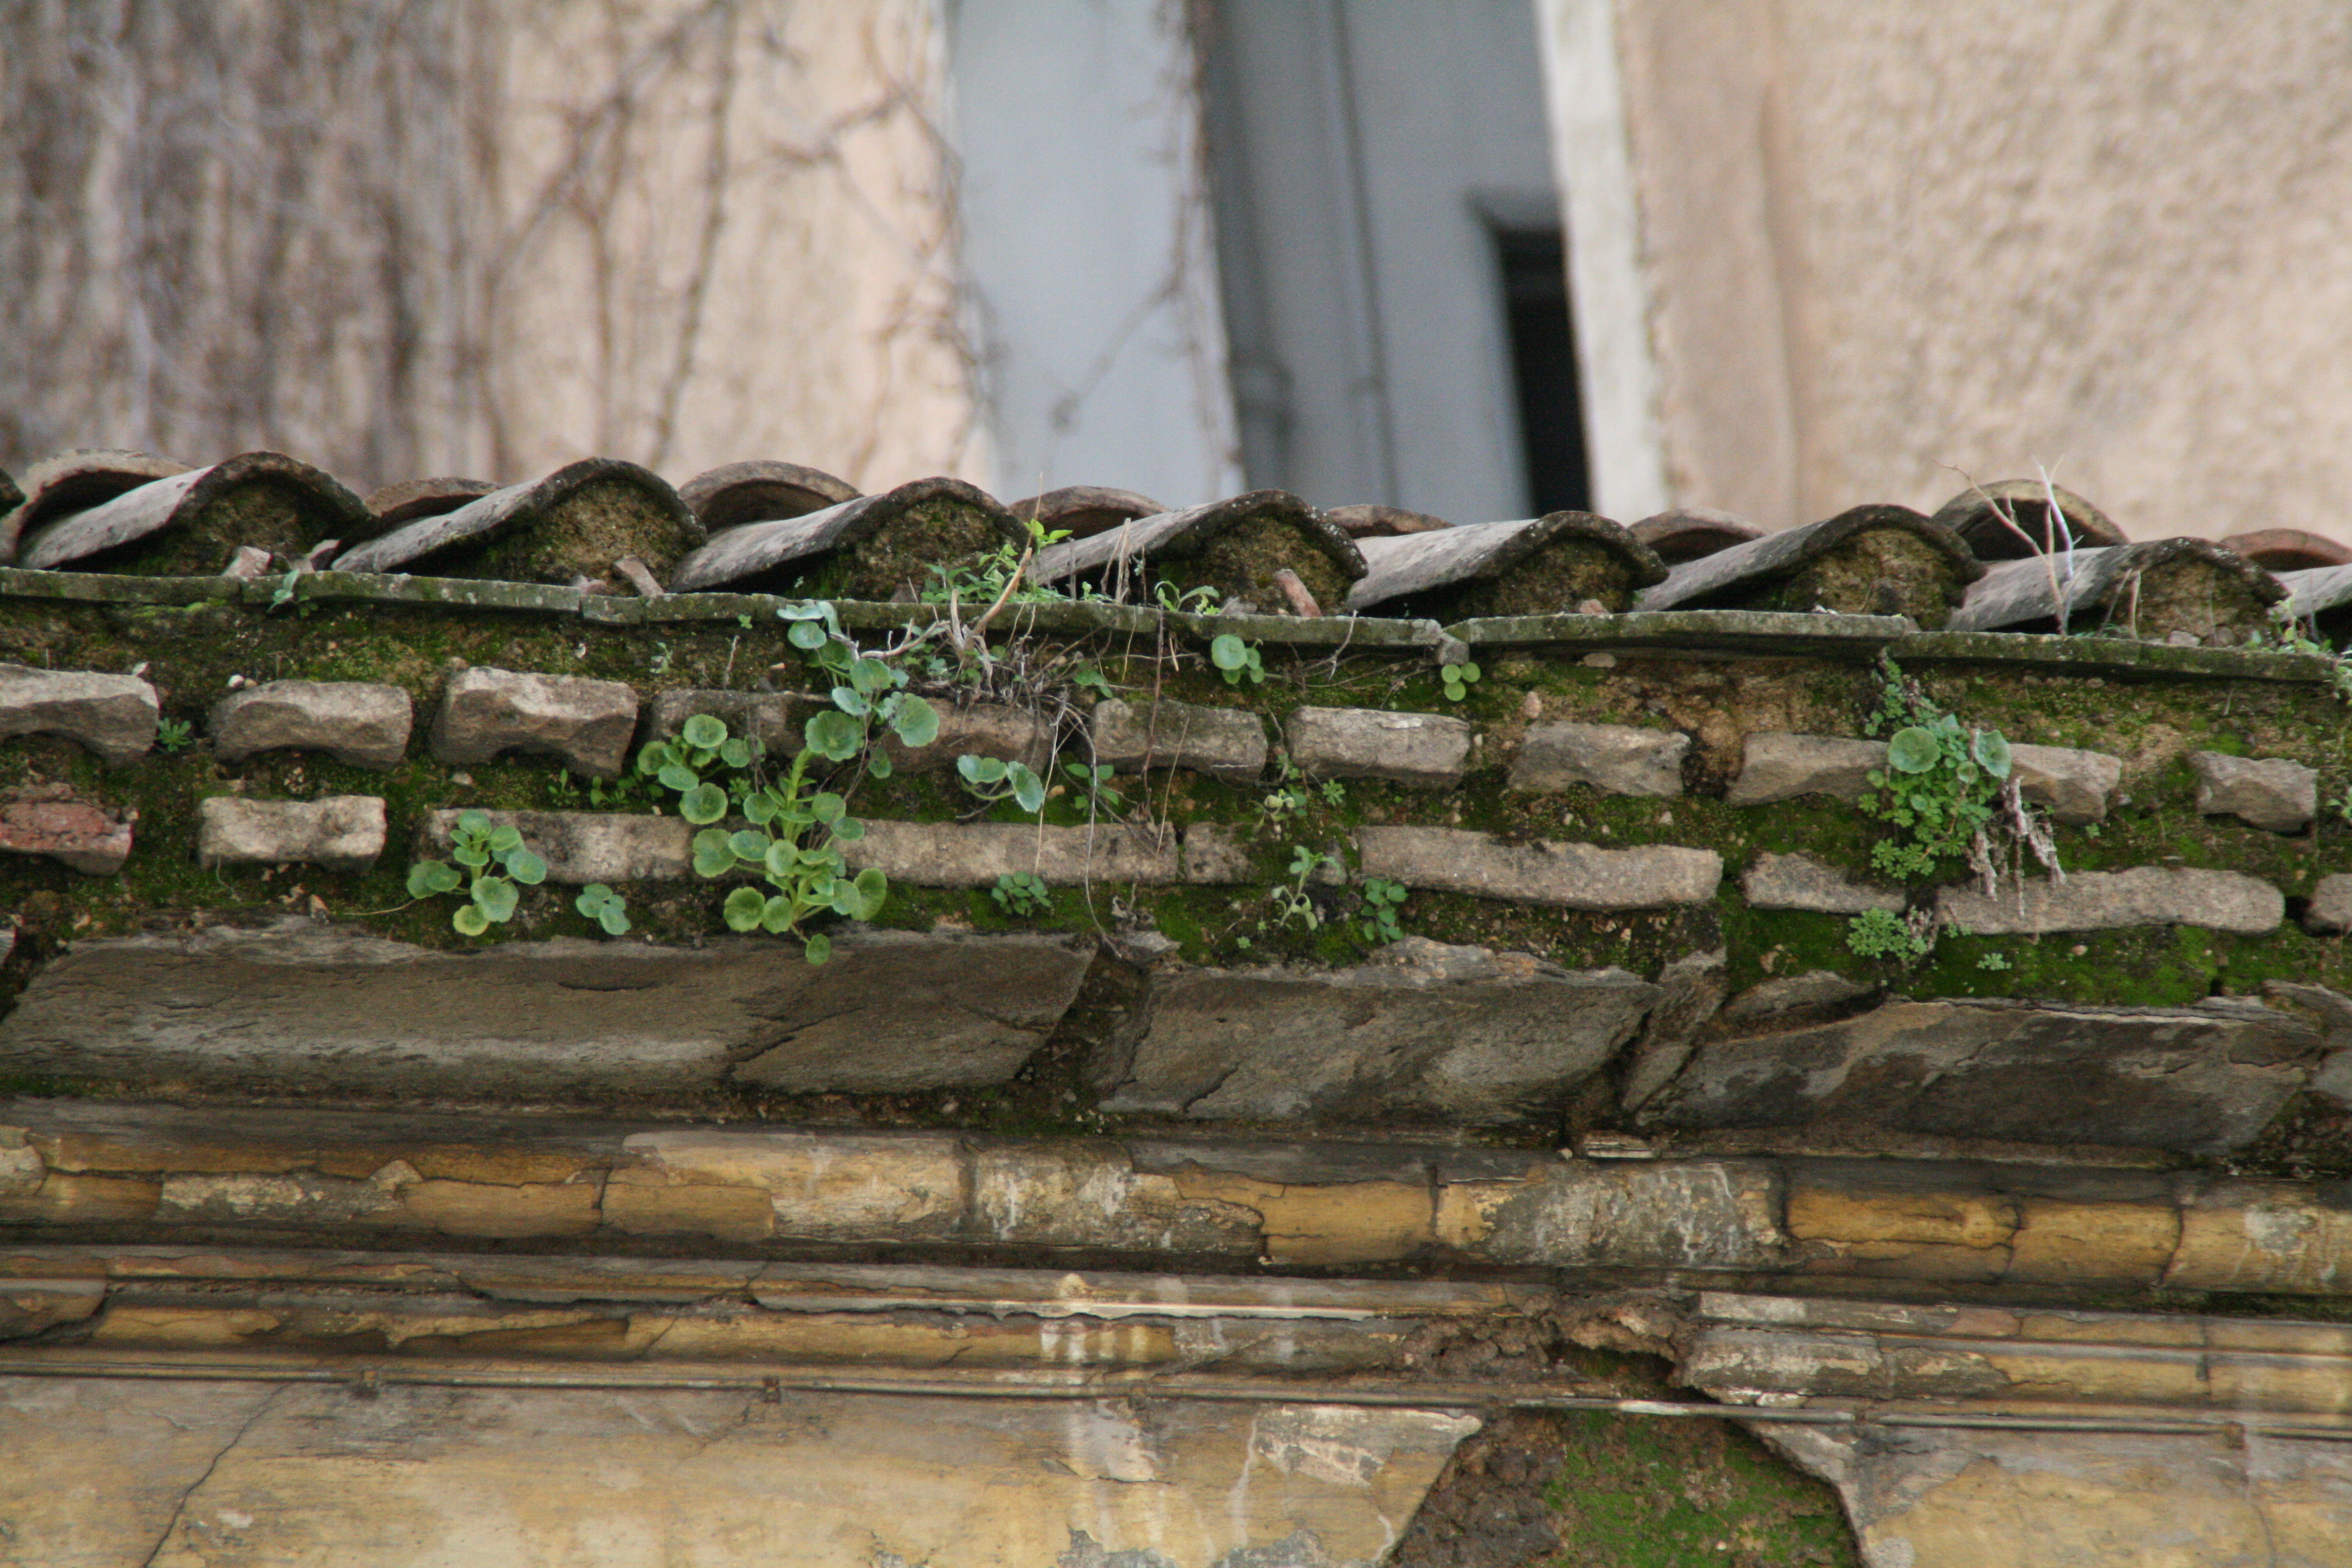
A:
[634, 602, 941, 964]
[990, 872, 1051, 918]
[1210, 633, 1265, 687]
[409, 810, 549, 936]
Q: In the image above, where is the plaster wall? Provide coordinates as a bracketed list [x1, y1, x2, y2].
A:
[1607, 0, 2352, 549]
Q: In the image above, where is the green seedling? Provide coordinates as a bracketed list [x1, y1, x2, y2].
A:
[155, 717, 195, 754]
[1210, 633, 1265, 687]
[1357, 877, 1408, 946]
[958, 754, 1047, 814]
[575, 883, 631, 936]
[409, 809, 548, 936]
[1440, 660, 1481, 702]
[990, 872, 1052, 918]
[1062, 762, 1125, 815]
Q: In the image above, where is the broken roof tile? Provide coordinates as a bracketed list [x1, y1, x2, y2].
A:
[1322, 503, 1453, 539]
[668, 475, 1019, 597]
[678, 460, 860, 533]
[363, 476, 501, 531]
[1629, 507, 1765, 564]
[1950, 538, 2287, 644]
[1030, 489, 1364, 615]
[0, 448, 192, 564]
[1635, 504, 1984, 626]
[1000, 485, 1168, 540]
[1344, 511, 1666, 618]
[1929, 479, 2128, 560]
[334, 457, 702, 591]
[15, 451, 371, 575]
[2220, 528, 2352, 573]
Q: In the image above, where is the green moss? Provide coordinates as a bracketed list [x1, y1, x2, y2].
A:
[1164, 517, 1352, 615]
[460, 477, 701, 589]
[108, 481, 324, 576]
[1391, 538, 1641, 621]
[1760, 526, 1967, 627]
[1541, 1412, 1859, 1568]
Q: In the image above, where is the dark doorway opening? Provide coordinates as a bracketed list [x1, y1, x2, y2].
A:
[1495, 227, 1590, 515]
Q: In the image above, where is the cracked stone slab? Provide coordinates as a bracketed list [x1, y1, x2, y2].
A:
[2190, 750, 2318, 833]
[1740, 852, 1903, 914]
[0, 923, 1091, 1099]
[1285, 706, 1471, 788]
[0, 663, 158, 765]
[1088, 697, 1267, 782]
[419, 809, 690, 884]
[845, 820, 1181, 887]
[1725, 733, 1883, 805]
[1939, 866, 2283, 935]
[428, 667, 639, 777]
[209, 679, 413, 768]
[1645, 997, 2325, 1154]
[0, 783, 134, 873]
[1508, 721, 1688, 797]
[1095, 949, 1658, 1123]
[199, 796, 386, 872]
[1355, 826, 1721, 909]
[1619, 949, 1728, 1113]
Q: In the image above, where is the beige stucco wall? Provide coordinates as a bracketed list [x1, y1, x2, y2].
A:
[0, 1, 983, 495]
[1613, 0, 2352, 548]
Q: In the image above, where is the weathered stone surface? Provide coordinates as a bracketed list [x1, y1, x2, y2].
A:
[2191, 749, 2319, 832]
[1724, 732, 1883, 805]
[1647, 998, 2325, 1154]
[0, 662, 158, 764]
[419, 809, 690, 883]
[846, 820, 1180, 886]
[1178, 822, 1254, 883]
[428, 666, 638, 777]
[970, 1143, 1262, 1255]
[1508, 721, 1688, 797]
[1096, 947, 1658, 1123]
[881, 701, 1054, 774]
[1940, 866, 2283, 934]
[639, 687, 805, 751]
[1437, 1157, 1786, 1269]
[618, 1130, 965, 1243]
[1286, 706, 1471, 787]
[2010, 741, 2122, 823]
[0, 783, 135, 874]
[0, 923, 1091, 1098]
[2310, 874, 2352, 935]
[209, 679, 413, 767]
[1355, 826, 1722, 909]
[0, 1128, 43, 1198]
[198, 795, 386, 872]
[1740, 852, 1903, 913]
[0, 1381, 1474, 1568]
[1089, 697, 1267, 781]
[2166, 1178, 2352, 1294]
[1718, 972, 1878, 1031]
[1619, 949, 1727, 1112]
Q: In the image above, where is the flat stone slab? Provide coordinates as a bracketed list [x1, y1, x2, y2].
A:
[1355, 826, 1722, 909]
[0, 663, 158, 765]
[0, 783, 134, 873]
[1939, 866, 2283, 935]
[1285, 706, 1471, 787]
[0, 923, 1091, 1098]
[2190, 750, 2318, 833]
[639, 688, 805, 753]
[2009, 742, 2122, 823]
[1088, 697, 1267, 782]
[210, 679, 412, 768]
[419, 809, 691, 884]
[1725, 733, 1883, 805]
[1508, 721, 1687, 797]
[1740, 852, 1903, 913]
[428, 667, 639, 777]
[881, 702, 1054, 775]
[1645, 996, 2325, 1155]
[199, 795, 386, 872]
[2310, 874, 2352, 935]
[1096, 944, 1658, 1123]
[846, 820, 1181, 887]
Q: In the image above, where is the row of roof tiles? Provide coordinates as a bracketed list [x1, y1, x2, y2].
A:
[0, 448, 2347, 639]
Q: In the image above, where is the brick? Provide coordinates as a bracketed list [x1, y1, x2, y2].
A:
[1940, 866, 2282, 935]
[209, 680, 412, 768]
[428, 667, 639, 777]
[1509, 722, 1687, 797]
[882, 701, 1054, 775]
[1725, 733, 1883, 805]
[419, 808, 690, 883]
[1741, 851, 1903, 913]
[1355, 825, 1721, 909]
[1287, 707, 1471, 788]
[2190, 751, 2318, 833]
[0, 784, 134, 874]
[2011, 742, 2122, 823]
[844, 819, 1180, 887]
[1088, 697, 1267, 782]
[0, 663, 158, 765]
[198, 795, 386, 872]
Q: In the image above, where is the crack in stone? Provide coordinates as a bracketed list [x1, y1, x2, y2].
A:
[136, 1383, 285, 1567]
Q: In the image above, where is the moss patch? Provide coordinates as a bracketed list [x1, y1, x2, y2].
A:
[106, 482, 323, 577]
[1165, 517, 1352, 615]
[1393, 538, 1639, 622]
[461, 477, 701, 588]
[1758, 526, 1966, 626]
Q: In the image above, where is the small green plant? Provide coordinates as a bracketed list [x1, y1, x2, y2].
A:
[1210, 633, 1264, 687]
[575, 883, 631, 935]
[1439, 659, 1481, 702]
[1857, 657, 2015, 881]
[1357, 877, 1408, 945]
[1269, 846, 1340, 932]
[409, 811, 549, 936]
[1318, 779, 1347, 808]
[958, 754, 1047, 813]
[1845, 906, 1936, 963]
[1976, 950, 2012, 971]
[155, 717, 195, 753]
[990, 872, 1051, 918]
[1155, 580, 1222, 615]
[1071, 663, 1116, 700]
[923, 515, 1074, 607]
[1062, 761, 1126, 815]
